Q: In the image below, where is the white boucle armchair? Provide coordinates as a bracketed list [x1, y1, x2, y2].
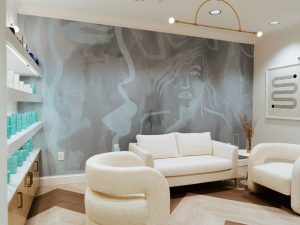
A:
[85, 151, 170, 225]
[248, 143, 300, 214]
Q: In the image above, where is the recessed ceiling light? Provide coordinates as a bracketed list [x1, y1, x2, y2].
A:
[168, 17, 175, 24]
[209, 10, 222, 15]
[269, 20, 280, 25]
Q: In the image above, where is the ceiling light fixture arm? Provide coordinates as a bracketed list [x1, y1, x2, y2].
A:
[194, 0, 241, 32]
[172, 0, 263, 36]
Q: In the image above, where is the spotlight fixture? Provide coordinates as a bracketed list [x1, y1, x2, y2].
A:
[209, 9, 221, 15]
[168, 17, 175, 24]
[269, 20, 280, 25]
[256, 31, 263, 37]
[169, 0, 262, 37]
[9, 22, 20, 33]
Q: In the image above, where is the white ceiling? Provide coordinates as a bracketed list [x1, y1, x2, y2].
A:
[14, 0, 300, 44]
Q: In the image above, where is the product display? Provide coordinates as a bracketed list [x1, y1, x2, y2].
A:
[7, 71, 36, 94]
[10, 114, 17, 136]
[5, 22, 42, 221]
[6, 117, 11, 139]
[6, 112, 38, 140]
[7, 138, 34, 184]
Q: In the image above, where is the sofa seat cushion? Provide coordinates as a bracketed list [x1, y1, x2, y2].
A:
[154, 155, 232, 177]
[253, 162, 293, 195]
[176, 132, 213, 156]
[136, 133, 178, 159]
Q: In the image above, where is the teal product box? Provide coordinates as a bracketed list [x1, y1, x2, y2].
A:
[30, 112, 34, 125]
[24, 145, 30, 158]
[21, 147, 27, 159]
[6, 116, 11, 139]
[7, 158, 12, 171]
[16, 151, 24, 167]
[28, 139, 33, 152]
[27, 112, 31, 126]
[26, 113, 29, 128]
[10, 156, 18, 174]
[10, 114, 17, 135]
[33, 111, 38, 123]
[7, 171, 10, 184]
[16, 114, 22, 132]
[28, 112, 32, 125]
[20, 149, 27, 161]
[30, 84, 36, 94]
[22, 143, 27, 153]
[22, 113, 27, 130]
[25, 142, 32, 153]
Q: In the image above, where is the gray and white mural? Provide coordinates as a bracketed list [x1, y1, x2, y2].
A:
[19, 15, 253, 176]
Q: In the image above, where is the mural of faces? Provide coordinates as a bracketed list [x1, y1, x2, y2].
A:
[19, 16, 253, 176]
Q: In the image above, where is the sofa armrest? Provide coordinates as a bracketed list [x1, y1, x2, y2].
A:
[292, 157, 300, 213]
[129, 143, 154, 168]
[212, 141, 238, 161]
[212, 141, 238, 178]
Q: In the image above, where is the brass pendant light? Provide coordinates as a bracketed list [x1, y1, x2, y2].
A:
[169, 0, 263, 37]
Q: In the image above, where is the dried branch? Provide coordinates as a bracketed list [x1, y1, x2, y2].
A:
[240, 113, 257, 150]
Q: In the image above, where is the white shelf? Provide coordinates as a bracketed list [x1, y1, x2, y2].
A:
[7, 122, 43, 156]
[7, 149, 41, 204]
[8, 87, 42, 103]
[6, 28, 42, 77]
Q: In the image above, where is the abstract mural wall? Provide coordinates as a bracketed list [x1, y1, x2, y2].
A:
[19, 15, 253, 176]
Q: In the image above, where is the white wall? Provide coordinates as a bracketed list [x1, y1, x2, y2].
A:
[0, 0, 8, 224]
[6, 0, 18, 26]
[253, 24, 300, 145]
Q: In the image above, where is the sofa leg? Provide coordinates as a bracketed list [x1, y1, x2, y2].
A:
[234, 178, 237, 188]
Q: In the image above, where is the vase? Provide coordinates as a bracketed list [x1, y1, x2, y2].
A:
[247, 137, 252, 153]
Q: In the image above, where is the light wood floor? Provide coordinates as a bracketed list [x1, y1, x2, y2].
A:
[26, 180, 297, 225]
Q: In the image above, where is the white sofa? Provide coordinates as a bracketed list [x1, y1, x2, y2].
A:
[85, 151, 170, 225]
[129, 132, 238, 187]
[248, 143, 300, 214]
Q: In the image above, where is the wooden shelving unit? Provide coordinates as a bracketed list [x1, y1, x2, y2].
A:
[3, 27, 43, 225]
[7, 149, 41, 204]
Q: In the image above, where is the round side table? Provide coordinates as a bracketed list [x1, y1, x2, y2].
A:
[238, 149, 250, 187]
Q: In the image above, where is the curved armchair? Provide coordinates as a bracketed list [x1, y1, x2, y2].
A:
[85, 151, 170, 225]
[248, 143, 300, 214]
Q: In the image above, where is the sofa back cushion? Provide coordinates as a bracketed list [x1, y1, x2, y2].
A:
[136, 133, 178, 159]
[176, 132, 213, 156]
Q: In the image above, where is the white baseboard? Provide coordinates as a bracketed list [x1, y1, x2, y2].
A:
[39, 173, 86, 187]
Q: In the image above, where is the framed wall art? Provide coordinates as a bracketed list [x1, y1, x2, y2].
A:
[266, 64, 300, 120]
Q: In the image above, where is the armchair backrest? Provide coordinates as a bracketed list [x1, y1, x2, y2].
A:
[85, 151, 170, 225]
[250, 143, 300, 166]
[85, 151, 169, 196]
[92, 151, 145, 167]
